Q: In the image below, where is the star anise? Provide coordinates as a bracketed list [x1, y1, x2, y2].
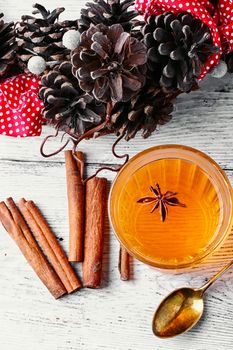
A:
[137, 183, 186, 222]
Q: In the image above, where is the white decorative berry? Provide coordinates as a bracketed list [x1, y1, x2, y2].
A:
[62, 30, 80, 50]
[209, 60, 228, 78]
[27, 56, 46, 75]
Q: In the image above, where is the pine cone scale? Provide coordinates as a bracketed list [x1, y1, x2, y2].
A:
[93, 76, 109, 100]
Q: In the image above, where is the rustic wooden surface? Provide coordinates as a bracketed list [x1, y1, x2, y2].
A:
[1, 1, 233, 349]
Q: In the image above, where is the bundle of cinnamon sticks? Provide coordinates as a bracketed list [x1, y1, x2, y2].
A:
[65, 150, 108, 288]
[0, 150, 131, 299]
[65, 150, 131, 286]
[0, 198, 82, 298]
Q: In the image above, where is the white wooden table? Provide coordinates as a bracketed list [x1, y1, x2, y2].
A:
[1, 1, 233, 349]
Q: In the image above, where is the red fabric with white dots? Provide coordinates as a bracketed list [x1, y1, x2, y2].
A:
[217, 0, 233, 53]
[135, 0, 233, 79]
[0, 74, 44, 138]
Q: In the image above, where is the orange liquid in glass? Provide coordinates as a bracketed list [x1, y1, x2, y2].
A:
[115, 158, 222, 267]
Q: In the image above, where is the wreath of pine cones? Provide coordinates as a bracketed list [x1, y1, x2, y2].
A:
[0, 1, 229, 143]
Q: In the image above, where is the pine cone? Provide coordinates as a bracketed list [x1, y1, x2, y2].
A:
[108, 83, 178, 140]
[16, 3, 79, 72]
[71, 23, 147, 103]
[143, 12, 219, 92]
[0, 13, 17, 78]
[39, 61, 105, 136]
[79, 0, 140, 34]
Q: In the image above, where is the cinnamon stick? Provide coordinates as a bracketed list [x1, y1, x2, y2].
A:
[118, 246, 130, 281]
[83, 177, 107, 288]
[18, 198, 82, 293]
[0, 200, 66, 299]
[65, 150, 85, 262]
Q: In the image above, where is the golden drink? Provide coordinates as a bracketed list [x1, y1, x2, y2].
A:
[109, 145, 233, 268]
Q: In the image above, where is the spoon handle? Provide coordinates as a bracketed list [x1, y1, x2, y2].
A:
[200, 259, 233, 294]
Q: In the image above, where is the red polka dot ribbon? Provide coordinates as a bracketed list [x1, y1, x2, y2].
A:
[0, 74, 44, 138]
[216, 0, 233, 53]
[135, 0, 233, 79]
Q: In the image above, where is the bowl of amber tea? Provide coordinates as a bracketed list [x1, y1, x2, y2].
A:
[109, 145, 233, 269]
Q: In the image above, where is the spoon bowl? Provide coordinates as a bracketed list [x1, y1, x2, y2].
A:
[153, 288, 204, 338]
[152, 257, 233, 338]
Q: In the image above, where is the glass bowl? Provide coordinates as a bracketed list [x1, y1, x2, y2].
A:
[109, 145, 233, 269]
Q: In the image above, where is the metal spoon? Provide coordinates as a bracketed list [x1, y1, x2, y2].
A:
[152, 259, 233, 338]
